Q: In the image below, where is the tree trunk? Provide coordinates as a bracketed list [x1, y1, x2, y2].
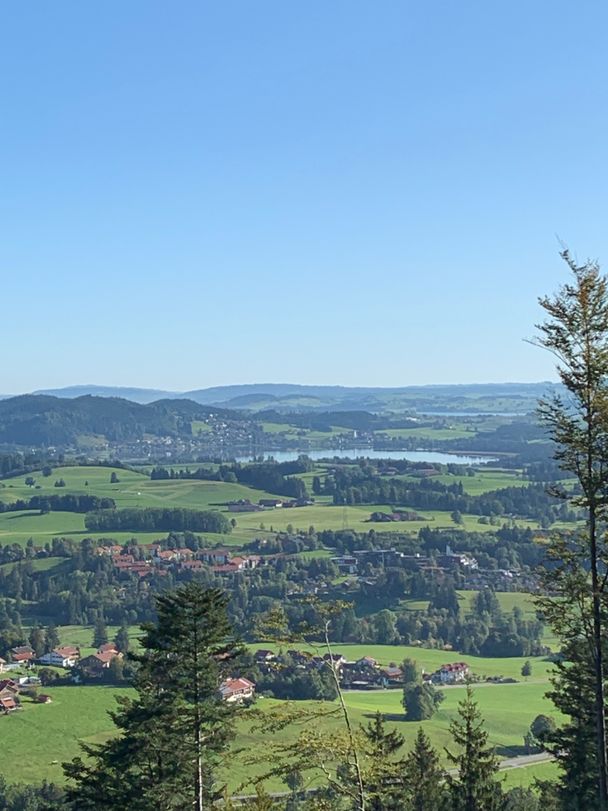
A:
[589, 508, 608, 808]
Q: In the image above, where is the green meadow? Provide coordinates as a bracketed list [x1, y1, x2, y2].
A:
[0, 464, 542, 547]
[0, 680, 556, 790]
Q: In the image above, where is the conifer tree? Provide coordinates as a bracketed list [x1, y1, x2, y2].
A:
[402, 727, 447, 811]
[533, 250, 608, 806]
[45, 622, 60, 652]
[542, 637, 600, 810]
[114, 624, 130, 653]
[63, 584, 243, 810]
[361, 712, 405, 810]
[92, 616, 108, 648]
[445, 686, 503, 811]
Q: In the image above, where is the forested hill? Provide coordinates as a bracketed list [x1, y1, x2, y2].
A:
[32, 381, 560, 412]
[0, 395, 238, 446]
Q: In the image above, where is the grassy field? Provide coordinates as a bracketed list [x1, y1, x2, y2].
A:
[0, 463, 541, 547]
[233, 502, 538, 536]
[400, 590, 539, 620]
[0, 556, 67, 574]
[0, 686, 132, 785]
[0, 680, 556, 790]
[428, 468, 526, 495]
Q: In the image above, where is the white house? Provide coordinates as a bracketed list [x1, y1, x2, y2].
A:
[38, 646, 80, 668]
[219, 677, 255, 703]
[437, 662, 470, 684]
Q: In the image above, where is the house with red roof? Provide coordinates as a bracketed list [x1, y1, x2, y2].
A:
[437, 662, 470, 684]
[10, 646, 35, 665]
[79, 650, 123, 678]
[219, 677, 255, 703]
[38, 646, 80, 668]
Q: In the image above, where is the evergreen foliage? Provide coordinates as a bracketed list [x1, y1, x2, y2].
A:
[402, 727, 447, 811]
[445, 686, 503, 811]
[63, 584, 243, 810]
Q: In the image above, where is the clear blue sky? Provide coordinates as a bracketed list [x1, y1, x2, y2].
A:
[2, 1, 607, 393]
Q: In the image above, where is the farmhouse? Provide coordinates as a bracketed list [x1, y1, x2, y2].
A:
[0, 679, 21, 714]
[38, 646, 80, 668]
[79, 651, 122, 678]
[379, 666, 403, 686]
[219, 677, 255, 703]
[10, 646, 35, 665]
[437, 662, 470, 684]
[228, 500, 261, 513]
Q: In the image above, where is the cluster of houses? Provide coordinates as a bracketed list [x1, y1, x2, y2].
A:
[97, 543, 263, 578]
[227, 497, 313, 513]
[253, 648, 470, 689]
[0, 676, 53, 714]
[6, 643, 124, 679]
[344, 541, 530, 592]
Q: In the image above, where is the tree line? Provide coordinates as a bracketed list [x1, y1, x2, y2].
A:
[0, 493, 115, 514]
[84, 507, 231, 534]
[151, 458, 311, 499]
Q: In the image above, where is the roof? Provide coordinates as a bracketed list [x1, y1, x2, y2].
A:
[55, 646, 80, 657]
[11, 646, 34, 656]
[0, 696, 17, 710]
[220, 677, 255, 694]
[440, 662, 469, 671]
[98, 643, 118, 654]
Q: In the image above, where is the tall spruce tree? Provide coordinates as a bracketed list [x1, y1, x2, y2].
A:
[402, 727, 447, 811]
[542, 637, 600, 809]
[445, 686, 503, 811]
[533, 250, 608, 807]
[63, 584, 243, 810]
[92, 616, 108, 648]
[114, 624, 130, 653]
[361, 712, 405, 810]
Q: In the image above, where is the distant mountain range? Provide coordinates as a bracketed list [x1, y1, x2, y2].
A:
[0, 382, 558, 448]
[25, 382, 559, 412]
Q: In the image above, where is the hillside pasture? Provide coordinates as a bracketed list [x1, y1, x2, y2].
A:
[0, 679, 556, 790]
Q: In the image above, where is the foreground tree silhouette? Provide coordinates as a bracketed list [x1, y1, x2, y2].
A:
[402, 727, 447, 811]
[361, 711, 405, 810]
[533, 250, 608, 808]
[445, 686, 503, 811]
[63, 584, 242, 810]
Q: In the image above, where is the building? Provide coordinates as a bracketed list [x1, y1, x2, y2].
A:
[10, 646, 35, 665]
[331, 555, 358, 575]
[38, 646, 80, 668]
[258, 498, 283, 508]
[219, 677, 255, 703]
[79, 651, 122, 678]
[200, 549, 232, 565]
[97, 643, 119, 655]
[437, 662, 470, 684]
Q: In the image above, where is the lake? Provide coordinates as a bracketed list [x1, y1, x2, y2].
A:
[236, 449, 497, 465]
